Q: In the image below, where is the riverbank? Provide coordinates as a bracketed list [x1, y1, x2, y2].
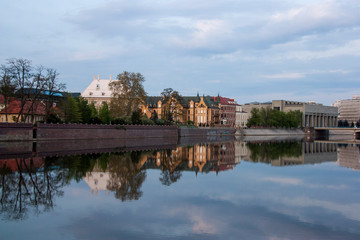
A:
[237, 128, 305, 136]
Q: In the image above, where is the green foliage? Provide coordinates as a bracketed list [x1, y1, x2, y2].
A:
[99, 102, 112, 124]
[46, 113, 62, 123]
[77, 97, 92, 123]
[141, 116, 155, 125]
[155, 119, 165, 125]
[247, 107, 302, 128]
[160, 88, 183, 125]
[131, 109, 143, 124]
[63, 94, 81, 123]
[109, 71, 147, 118]
[247, 141, 302, 163]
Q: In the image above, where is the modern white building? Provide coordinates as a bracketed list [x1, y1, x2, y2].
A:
[337, 95, 360, 125]
[81, 75, 116, 108]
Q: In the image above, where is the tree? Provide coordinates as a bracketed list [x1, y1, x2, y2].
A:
[109, 71, 147, 118]
[42, 68, 66, 121]
[0, 65, 16, 122]
[77, 97, 92, 123]
[62, 94, 81, 123]
[6, 58, 33, 122]
[2, 58, 66, 123]
[160, 88, 183, 124]
[98, 102, 111, 124]
[247, 108, 262, 127]
[131, 109, 142, 124]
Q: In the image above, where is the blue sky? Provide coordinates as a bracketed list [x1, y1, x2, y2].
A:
[1, 0, 360, 105]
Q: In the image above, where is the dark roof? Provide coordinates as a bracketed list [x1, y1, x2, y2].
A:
[15, 88, 64, 97]
[146, 96, 162, 106]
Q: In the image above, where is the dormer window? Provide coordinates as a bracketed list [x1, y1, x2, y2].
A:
[102, 92, 105, 96]
[89, 92, 93, 96]
[96, 84, 100, 90]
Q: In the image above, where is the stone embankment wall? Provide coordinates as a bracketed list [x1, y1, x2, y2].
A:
[237, 128, 305, 136]
[36, 123, 178, 140]
[178, 127, 236, 137]
[0, 123, 33, 141]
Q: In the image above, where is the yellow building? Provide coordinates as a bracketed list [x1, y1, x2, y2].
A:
[142, 95, 221, 126]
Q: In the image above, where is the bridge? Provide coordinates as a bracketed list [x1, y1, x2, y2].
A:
[314, 127, 360, 140]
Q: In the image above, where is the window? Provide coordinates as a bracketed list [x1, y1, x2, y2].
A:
[96, 84, 100, 89]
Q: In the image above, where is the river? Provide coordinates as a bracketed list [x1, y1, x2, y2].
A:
[0, 138, 359, 239]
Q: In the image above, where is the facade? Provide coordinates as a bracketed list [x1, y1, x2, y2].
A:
[81, 75, 115, 108]
[213, 96, 239, 127]
[240, 100, 338, 127]
[0, 96, 47, 123]
[142, 95, 221, 126]
[337, 95, 360, 125]
[235, 106, 248, 128]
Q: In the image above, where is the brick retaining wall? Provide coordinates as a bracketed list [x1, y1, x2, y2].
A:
[178, 127, 236, 137]
[36, 123, 178, 140]
[0, 123, 33, 141]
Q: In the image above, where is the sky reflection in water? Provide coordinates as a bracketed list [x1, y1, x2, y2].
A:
[1, 140, 360, 240]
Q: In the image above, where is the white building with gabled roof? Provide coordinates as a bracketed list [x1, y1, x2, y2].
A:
[81, 74, 116, 108]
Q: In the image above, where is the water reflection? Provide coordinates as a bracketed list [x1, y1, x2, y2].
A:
[0, 157, 66, 220]
[1, 140, 360, 224]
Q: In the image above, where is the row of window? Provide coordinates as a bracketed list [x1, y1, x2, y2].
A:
[89, 92, 106, 96]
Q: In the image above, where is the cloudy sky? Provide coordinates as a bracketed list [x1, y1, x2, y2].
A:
[1, 0, 360, 105]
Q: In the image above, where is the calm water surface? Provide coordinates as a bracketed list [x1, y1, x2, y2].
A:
[1, 140, 360, 240]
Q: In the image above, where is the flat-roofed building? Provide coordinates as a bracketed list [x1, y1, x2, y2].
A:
[239, 100, 338, 127]
[337, 95, 360, 125]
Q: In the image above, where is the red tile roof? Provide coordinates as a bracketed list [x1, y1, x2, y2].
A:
[212, 96, 239, 106]
[0, 97, 46, 115]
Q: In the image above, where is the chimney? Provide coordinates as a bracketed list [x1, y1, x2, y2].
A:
[97, 74, 100, 81]
[110, 74, 112, 81]
[93, 75, 96, 81]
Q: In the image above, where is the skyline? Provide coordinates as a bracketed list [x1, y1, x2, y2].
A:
[1, 0, 360, 105]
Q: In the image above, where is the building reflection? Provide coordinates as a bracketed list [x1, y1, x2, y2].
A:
[1, 140, 359, 221]
[241, 141, 338, 166]
[337, 144, 360, 170]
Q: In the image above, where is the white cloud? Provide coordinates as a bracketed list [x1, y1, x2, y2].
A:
[262, 73, 305, 79]
[281, 196, 360, 221]
[281, 39, 360, 60]
[262, 177, 303, 185]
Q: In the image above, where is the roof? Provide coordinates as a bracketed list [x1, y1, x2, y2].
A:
[146, 96, 163, 107]
[213, 96, 239, 106]
[0, 99, 46, 115]
[81, 77, 116, 98]
[15, 88, 64, 97]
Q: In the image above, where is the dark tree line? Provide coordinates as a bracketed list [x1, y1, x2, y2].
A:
[247, 107, 302, 128]
[338, 120, 360, 128]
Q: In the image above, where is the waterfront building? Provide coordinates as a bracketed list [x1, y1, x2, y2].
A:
[213, 96, 239, 127]
[81, 75, 115, 109]
[235, 106, 248, 128]
[336, 95, 360, 125]
[337, 145, 360, 170]
[0, 96, 47, 123]
[142, 95, 221, 126]
[240, 100, 338, 127]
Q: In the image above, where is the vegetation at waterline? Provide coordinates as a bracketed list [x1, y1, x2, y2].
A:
[247, 107, 302, 128]
[247, 141, 302, 163]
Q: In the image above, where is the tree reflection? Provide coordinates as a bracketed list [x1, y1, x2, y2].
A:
[0, 157, 67, 220]
[157, 149, 183, 186]
[247, 141, 302, 163]
[106, 152, 146, 201]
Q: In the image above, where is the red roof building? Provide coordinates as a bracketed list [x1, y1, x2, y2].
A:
[212, 96, 239, 127]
